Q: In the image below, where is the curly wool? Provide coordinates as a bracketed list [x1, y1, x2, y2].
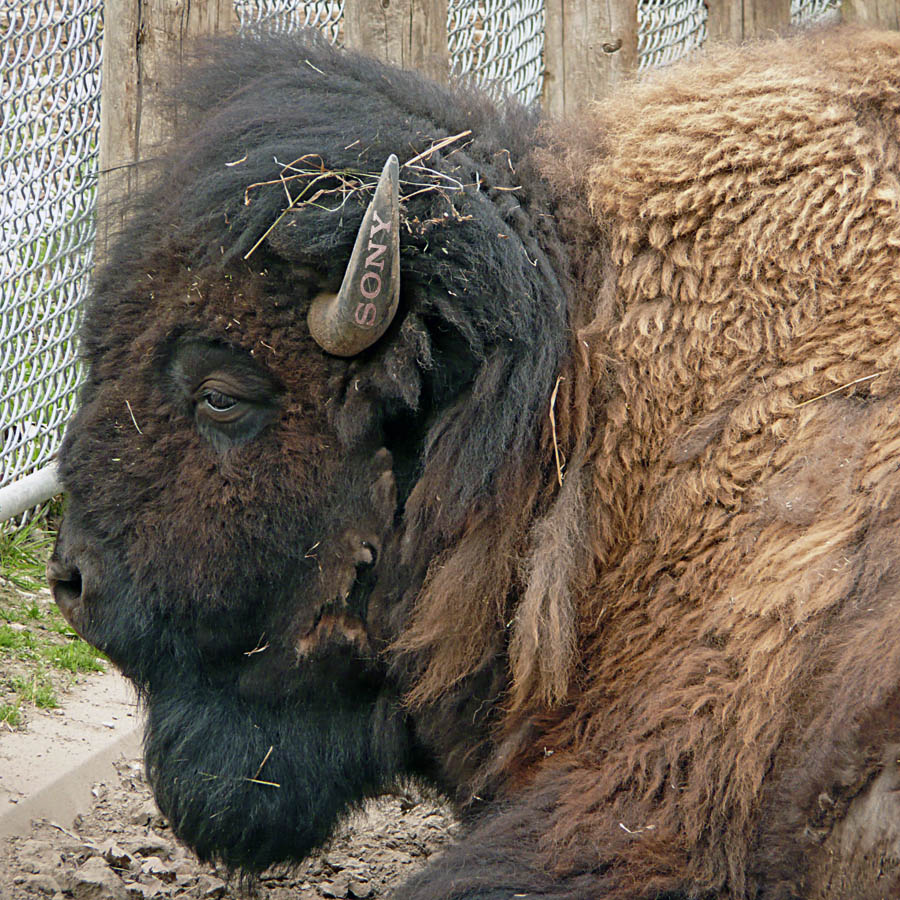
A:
[495, 25, 900, 899]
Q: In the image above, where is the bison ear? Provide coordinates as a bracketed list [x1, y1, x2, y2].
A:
[308, 155, 401, 357]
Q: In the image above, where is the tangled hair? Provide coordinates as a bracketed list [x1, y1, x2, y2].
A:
[87, 30, 576, 712]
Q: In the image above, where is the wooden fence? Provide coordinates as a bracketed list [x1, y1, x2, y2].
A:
[89, 0, 900, 265]
[99, 0, 899, 203]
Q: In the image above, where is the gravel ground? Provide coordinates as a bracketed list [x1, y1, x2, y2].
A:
[0, 755, 458, 899]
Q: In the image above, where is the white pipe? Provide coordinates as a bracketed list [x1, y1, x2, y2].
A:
[0, 462, 63, 522]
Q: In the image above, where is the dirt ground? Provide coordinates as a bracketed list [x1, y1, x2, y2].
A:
[0, 595, 458, 900]
[1, 758, 457, 899]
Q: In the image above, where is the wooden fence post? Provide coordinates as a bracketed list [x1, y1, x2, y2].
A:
[842, 0, 900, 27]
[706, 0, 791, 42]
[542, 0, 639, 117]
[343, 0, 450, 82]
[97, 0, 237, 257]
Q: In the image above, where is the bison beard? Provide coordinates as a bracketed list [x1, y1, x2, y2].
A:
[144, 675, 409, 870]
[50, 23, 900, 900]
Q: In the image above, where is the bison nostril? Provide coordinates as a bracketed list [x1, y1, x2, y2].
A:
[47, 558, 84, 625]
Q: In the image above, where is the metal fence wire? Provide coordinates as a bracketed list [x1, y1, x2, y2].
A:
[791, 0, 841, 23]
[235, 0, 344, 42]
[637, 0, 707, 72]
[0, 0, 102, 517]
[448, 0, 545, 105]
[0, 0, 844, 520]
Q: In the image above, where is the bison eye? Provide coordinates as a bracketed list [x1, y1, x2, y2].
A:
[170, 337, 281, 447]
[202, 389, 239, 414]
[195, 381, 248, 425]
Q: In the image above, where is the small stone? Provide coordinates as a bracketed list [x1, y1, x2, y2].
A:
[18, 839, 61, 875]
[127, 831, 172, 858]
[172, 858, 199, 885]
[197, 874, 227, 898]
[99, 839, 134, 869]
[348, 880, 374, 898]
[22, 873, 61, 895]
[320, 873, 352, 898]
[129, 800, 160, 827]
[59, 838, 97, 859]
[133, 875, 168, 898]
[20, 839, 54, 854]
[140, 856, 176, 882]
[70, 856, 128, 900]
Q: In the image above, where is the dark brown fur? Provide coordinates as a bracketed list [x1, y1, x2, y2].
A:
[52, 25, 900, 899]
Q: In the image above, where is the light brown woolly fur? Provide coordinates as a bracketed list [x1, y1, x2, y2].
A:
[471, 24, 900, 899]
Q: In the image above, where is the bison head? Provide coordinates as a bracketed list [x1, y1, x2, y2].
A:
[49, 32, 568, 870]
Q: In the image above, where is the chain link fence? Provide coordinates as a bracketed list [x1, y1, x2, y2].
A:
[638, 0, 707, 71]
[0, 0, 103, 521]
[791, 0, 841, 22]
[448, 0, 545, 105]
[0, 0, 845, 521]
[235, 0, 344, 41]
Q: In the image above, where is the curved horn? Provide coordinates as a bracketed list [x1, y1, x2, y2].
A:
[308, 155, 401, 357]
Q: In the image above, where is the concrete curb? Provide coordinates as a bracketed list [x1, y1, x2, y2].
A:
[0, 726, 142, 841]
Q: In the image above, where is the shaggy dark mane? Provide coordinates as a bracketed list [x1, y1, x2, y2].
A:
[77, 34, 578, 793]
[88, 29, 570, 532]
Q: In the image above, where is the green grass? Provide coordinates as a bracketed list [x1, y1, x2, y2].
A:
[0, 704, 23, 727]
[10, 674, 59, 709]
[44, 640, 105, 674]
[0, 515, 56, 591]
[0, 618, 105, 672]
[0, 511, 107, 729]
[47, 616, 79, 636]
[0, 624, 38, 655]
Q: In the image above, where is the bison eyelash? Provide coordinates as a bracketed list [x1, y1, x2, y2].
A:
[201, 389, 239, 413]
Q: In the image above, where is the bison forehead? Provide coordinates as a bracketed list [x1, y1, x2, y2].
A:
[89, 256, 339, 395]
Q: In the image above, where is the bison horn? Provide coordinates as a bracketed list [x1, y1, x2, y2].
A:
[308, 155, 401, 356]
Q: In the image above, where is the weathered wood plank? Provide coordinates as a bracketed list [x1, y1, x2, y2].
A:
[706, 0, 745, 42]
[843, 0, 900, 28]
[542, 0, 639, 117]
[97, 0, 236, 256]
[743, 0, 790, 36]
[707, 0, 792, 43]
[343, 0, 450, 82]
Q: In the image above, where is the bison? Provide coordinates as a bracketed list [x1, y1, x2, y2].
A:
[48, 23, 900, 899]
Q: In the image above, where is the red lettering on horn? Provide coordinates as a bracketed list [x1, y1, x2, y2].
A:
[355, 302, 377, 327]
[365, 240, 387, 271]
[360, 271, 381, 300]
[370, 209, 391, 236]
